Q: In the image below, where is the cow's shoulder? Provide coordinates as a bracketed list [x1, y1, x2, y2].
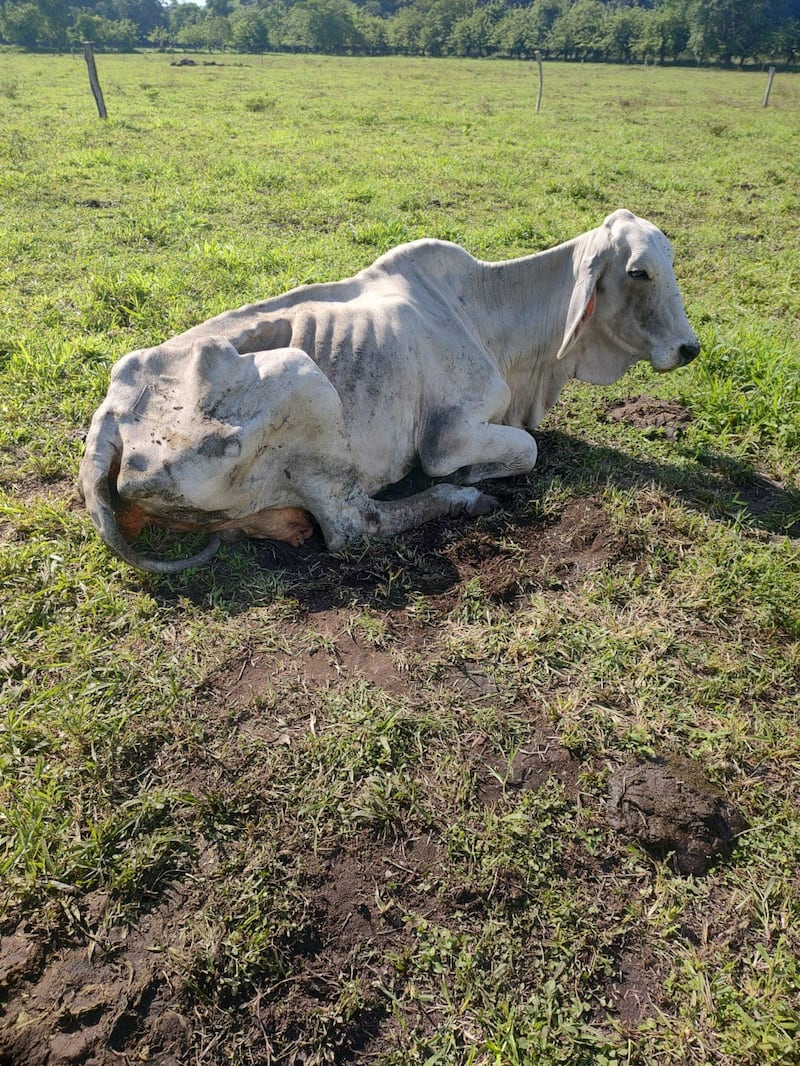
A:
[366, 238, 477, 287]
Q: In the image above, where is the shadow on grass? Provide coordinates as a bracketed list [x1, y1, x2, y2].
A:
[534, 430, 800, 537]
[150, 430, 799, 615]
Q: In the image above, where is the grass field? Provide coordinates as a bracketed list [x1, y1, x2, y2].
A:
[1, 51, 799, 1065]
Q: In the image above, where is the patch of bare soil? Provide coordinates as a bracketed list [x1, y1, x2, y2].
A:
[207, 608, 416, 713]
[3, 415, 761, 1064]
[727, 472, 800, 537]
[607, 945, 670, 1027]
[443, 496, 628, 602]
[475, 727, 579, 806]
[0, 490, 652, 1064]
[204, 496, 630, 716]
[243, 839, 447, 1062]
[603, 396, 692, 440]
[0, 886, 199, 1066]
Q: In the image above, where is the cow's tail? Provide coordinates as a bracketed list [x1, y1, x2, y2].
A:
[78, 415, 221, 574]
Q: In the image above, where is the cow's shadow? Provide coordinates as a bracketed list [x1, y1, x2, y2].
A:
[152, 430, 798, 616]
[532, 430, 800, 536]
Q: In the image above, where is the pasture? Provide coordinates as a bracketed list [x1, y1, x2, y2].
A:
[1, 51, 799, 1065]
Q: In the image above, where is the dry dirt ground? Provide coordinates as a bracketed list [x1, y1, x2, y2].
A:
[0, 399, 772, 1066]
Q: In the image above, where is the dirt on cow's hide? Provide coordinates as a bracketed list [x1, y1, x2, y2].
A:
[607, 755, 747, 875]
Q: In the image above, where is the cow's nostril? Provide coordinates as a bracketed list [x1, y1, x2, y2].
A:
[680, 342, 700, 364]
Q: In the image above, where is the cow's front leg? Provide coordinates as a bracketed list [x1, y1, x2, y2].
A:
[419, 419, 539, 484]
[308, 483, 497, 553]
[259, 363, 498, 551]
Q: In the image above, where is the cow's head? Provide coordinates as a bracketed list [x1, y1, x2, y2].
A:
[557, 209, 700, 384]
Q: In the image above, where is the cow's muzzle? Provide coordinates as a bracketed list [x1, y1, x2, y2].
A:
[679, 341, 701, 365]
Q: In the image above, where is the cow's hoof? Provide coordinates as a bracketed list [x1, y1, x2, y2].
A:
[448, 488, 499, 515]
[468, 491, 498, 516]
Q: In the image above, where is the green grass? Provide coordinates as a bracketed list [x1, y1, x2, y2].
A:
[0, 52, 798, 1065]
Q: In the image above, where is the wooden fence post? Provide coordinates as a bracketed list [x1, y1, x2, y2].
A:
[762, 66, 776, 108]
[535, 50, 543, 114]
[83, 42, 108, 120]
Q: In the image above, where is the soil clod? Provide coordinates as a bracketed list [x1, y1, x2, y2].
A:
[604, 397, 692, 439]
[607, 755, 747, 875]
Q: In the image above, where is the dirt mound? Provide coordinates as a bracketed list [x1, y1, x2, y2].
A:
[0, 888, 195, 1066]
[442, 496, 626, 604]
[607, 755, 747, 875]
[604, 396, 692, 440]
[205, 496, 630, 713]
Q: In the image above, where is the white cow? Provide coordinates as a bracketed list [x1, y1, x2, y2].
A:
[79, 209, 699, 572]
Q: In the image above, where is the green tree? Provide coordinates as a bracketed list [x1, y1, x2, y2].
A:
[653, 0, 692, 62]
[604, 5, 648, 63]
[167, 0, 205, 32]
[688, 0, 773, 65]
[547, 0, 606, 60]
[71, 11, 105, 42]
[102, 17, 138, 48]
[174, 20, 207, 47]
[110, 0, 166, 39]
[770, 11, 800, 63]
[353, 6, 388, 53]
[229, 7, 270, 50]
[416, 0, 472, 57]
[278, 0, 363, 53]
[1, 1, 46, 46]
[448, 0, 505, 57]
[385, 4, 426, 52]
[0, 0, 68, 47]
[495, 1, 561, 58]
[205, 13, 231, 48]
[0, 0, 796, 63]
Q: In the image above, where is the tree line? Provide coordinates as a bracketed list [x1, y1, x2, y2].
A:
[1, 0, 798, 66]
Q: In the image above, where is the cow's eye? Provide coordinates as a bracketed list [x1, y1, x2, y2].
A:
[628, 268, 650, 281]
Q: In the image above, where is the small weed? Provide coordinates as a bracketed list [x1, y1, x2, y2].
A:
[350, 219, 413, 251]
[348, 610, 390, 646]
[243, 94, 274, 113]
[85, 269, 166, 331]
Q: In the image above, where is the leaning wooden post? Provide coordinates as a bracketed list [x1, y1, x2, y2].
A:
[762, 66, 776, 108]
[535, 50, 543, 114]
[83, 42, 108, 119]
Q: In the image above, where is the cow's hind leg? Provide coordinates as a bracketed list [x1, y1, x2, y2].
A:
[420, 419, 539, 484]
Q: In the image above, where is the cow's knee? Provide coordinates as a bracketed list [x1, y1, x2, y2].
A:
[420, 419, 539, 482]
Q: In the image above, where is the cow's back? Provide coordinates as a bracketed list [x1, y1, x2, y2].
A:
[168, 239, 489, 490]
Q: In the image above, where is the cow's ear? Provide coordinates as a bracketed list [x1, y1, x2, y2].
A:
[556, 257, 599, 361]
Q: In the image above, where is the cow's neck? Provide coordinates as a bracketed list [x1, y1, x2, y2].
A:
[470, 235, 587, 430]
